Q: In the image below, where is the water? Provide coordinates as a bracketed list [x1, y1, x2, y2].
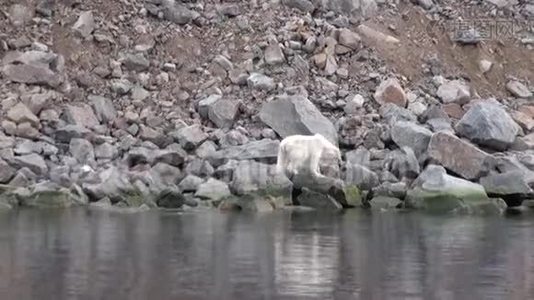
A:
[1, 208, 534, 299]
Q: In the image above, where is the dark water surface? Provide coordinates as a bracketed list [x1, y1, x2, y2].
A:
[1, 208, 534, 299]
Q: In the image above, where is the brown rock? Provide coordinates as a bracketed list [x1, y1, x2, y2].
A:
[373, 78, 407, 108]
[442, 103, 465, 119]
[519, 105, 534, 118]
[427, 132, 491, 180]
[512, 111, 534, 131]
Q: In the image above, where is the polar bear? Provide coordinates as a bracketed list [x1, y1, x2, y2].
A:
[276, 133, 342, 179]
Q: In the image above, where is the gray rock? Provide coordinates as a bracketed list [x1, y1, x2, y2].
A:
[208, 139, 280, 167]
[179, 175, 204, 192]
[154, 147, 187, 167]
[14, 153, 48, 176]
[95, 142, 118, 160]
[131, 86, 150, 101]
[247, 73, 276, 91]
[171, 124, 208, 150]
[383, 147, 420, 179]
[455, 101, 519, 151]
[7, 103, 39, 127]
[9, 4, 34, 27]
[150, 162, 183, 189]
[196, 140, 218, 159]
[480, 171, 534, 205]
[369, 196, 402, 210]
[89, 95, 117, 123]
[345, 164, 379, 190]
[2, 64, 61, 88]
[69, 138, 95, 165]
[264, 43, 285, 65]
[406, 165, 504, 215]
[259, 95, 338, 144]
[214, 55, 233, 71]
[427, 118, 453, 133]
[282, 0, 315, 13]
[220, 130, 249, 147]
[229, 69, 249, 85]
[344, 94, 365, 114]
[54, 125, 91, 143]
[345, 147, 371, 166]
[230, 160, 293, 205]
[297, 188, 343, 211]
[155, 188, 185, 209]
[436, 80, 471, 104]
[506, 80, 532, 98]
[373, 182, 408, 199]
[18, 182, 75, 208]
[63, 104, 100, 128]
[195, 178, 231, 201]
[427, 132, 491, 180]
[110, 79, 133, 95]
[338, 28, 361, 50]
[16, 122, 40, 139]
[314, 0, 377, 18]
[72, 11, 95, 38]
[416, 0, 434, 9]
[162, 2, 194, 25]
[0, 159, 15, 183]
[126, 147, 153, 166]
[237, 198, 275, 212]
[122, 53, 150, 72]
[207, 98, 240, 128]
[198, 95, 222, 119]
[379, 103, 417, 125]
[185, 159, 215, 178]
[83, 167, 133, 201]
[391, 121, 432, 158]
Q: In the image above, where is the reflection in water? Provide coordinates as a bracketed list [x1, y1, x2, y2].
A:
[1, 209, 534, 299]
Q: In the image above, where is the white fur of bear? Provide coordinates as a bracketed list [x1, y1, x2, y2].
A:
[276, 133, 342, 179]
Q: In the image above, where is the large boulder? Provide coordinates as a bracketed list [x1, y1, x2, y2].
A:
[171, 124, 208, 151]
[83, 167, 133, 202]
[427, 132, 492, 180]
[406, 165, 506, 214]
[195, 178, 231, 201]
[479, 171, 534, 206]
[455, 101, 519, 151]
[17, 182, 75, 209]
[259, 95, 338, 144]
[208, 139, 280, 167]
[230, 160, 293, 206]
[1, 50, 62, 88]
[383, 147, 420, 179]
[390, 121, 432, 158]
[296, 188, 343, 211]
[14, 154, 48, 176]
[344, 164, 379, 190]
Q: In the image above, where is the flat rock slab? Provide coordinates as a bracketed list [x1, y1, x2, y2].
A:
[259, 95, 338, 144]
[427, 132, 491, 180]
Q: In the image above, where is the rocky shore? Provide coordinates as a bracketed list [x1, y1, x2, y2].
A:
[0, 0, 533, 214]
